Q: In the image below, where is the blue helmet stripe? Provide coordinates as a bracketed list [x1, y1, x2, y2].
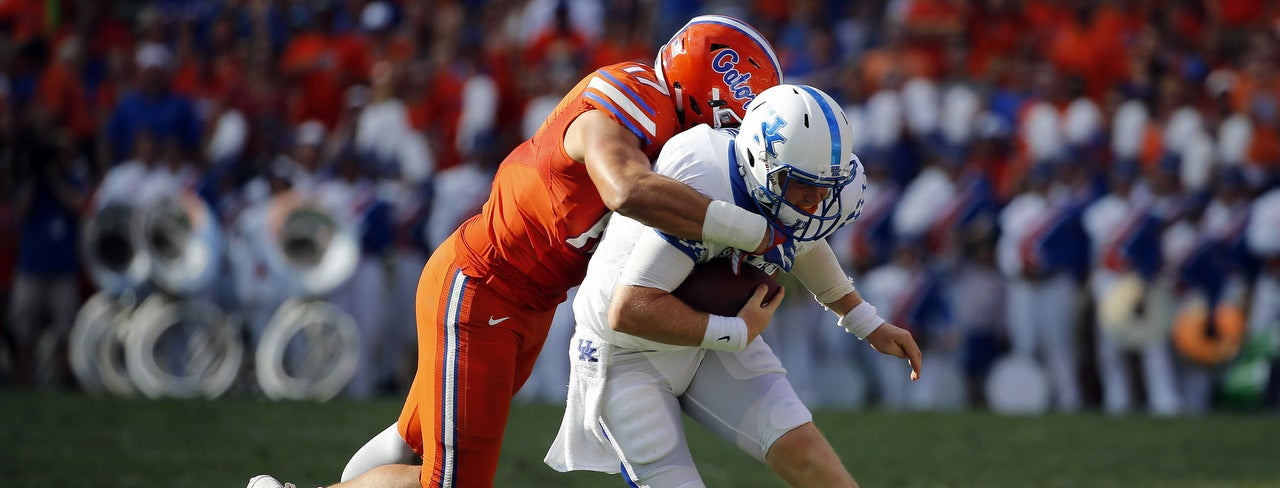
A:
[796, 84, 841, 174]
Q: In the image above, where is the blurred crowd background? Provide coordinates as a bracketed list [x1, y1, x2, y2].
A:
[2, 0, 1280, 416]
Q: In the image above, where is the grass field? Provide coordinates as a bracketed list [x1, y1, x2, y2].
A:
[3, 389, 1279, 488]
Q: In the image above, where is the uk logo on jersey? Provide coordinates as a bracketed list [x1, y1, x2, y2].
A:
[712, 49, 758, 102]
[577, 339, 599, 363]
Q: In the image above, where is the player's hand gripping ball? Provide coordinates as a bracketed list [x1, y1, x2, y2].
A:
[672, 256, 781, 316]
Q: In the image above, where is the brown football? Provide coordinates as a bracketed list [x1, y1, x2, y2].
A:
[671, 257, 781, 317]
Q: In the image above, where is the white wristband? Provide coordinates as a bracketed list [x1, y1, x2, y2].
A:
[703, 200, 769, 251]
[838, 302, 884, 340]
[702, 315, 748, 352]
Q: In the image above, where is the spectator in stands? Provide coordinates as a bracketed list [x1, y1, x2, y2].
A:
[279, 3, 346, 129]
[948, 226, 1006, 408]
[862, 236, 954, 409]
[8, 125, 87, 388]
[999, 161, 1089, 413]
[35, 35, 93, 160]
[1084, 161, 1181, 416]
[104, 42, 201, 166]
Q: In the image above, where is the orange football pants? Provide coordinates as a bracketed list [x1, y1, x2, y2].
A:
[398, 236, 557, 488]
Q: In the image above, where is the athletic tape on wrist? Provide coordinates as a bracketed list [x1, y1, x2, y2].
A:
[838, 301, 883, 340]
[702, 314, 748, 352]
[703, 200, 769, 252]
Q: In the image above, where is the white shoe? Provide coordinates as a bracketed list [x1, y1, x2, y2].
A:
[247, 475, 297, 488]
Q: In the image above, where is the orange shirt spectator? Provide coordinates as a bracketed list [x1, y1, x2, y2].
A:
[1092, 3, 1145, 43]
[966, 4, 1025, 80]
[1229, 56, 1280, 118]
[1216, 0, 1268, 27]
[173, 55, 243, 111]
[333, 32, 375, 86]
[588, 31, 650, 68]
[1247, 123, 1280, 170]
[1023, 0, 1073, 45]
[0, 0, 47, 43]
[37, 52, 93, 141]
[753, 0, 791, 24]
[1047, 10, 1128, 100]
[280, 32, 344, 128]
[860, 42, 933, 94]
[1138, 124, 1165, 170]
[363, 34, 417, 67]
[901, 0, 968, 78]
[409, 66, 465, 171]
[523, 27, 591, 72]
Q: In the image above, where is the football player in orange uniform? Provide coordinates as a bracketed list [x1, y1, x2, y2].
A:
[250, 15, 787, 488]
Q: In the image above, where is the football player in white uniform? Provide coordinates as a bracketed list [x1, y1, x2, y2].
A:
[544, 85, 921, 487]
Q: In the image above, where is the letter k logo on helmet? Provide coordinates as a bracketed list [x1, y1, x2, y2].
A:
[756, 114, 787, 158]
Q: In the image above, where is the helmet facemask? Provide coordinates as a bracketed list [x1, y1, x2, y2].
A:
[740, 145, 856, 242]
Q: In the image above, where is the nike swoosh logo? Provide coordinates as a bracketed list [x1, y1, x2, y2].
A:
[488, 316, 511, 326]
[718, 335, 730, 342]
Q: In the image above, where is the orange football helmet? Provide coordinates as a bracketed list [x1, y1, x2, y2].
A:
[656, 15, 783, 131]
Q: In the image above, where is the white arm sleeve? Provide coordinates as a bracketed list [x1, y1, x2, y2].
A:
[619, 229, 698, 292]
[790, 239, 856, 305]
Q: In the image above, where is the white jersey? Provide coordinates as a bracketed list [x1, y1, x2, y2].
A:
[996, 192, 1048, 277]
[1082, 192, 1141, 297]
[1248, 189, 1280, 256]
[573, 125, 745, 351]
[894, 165, 955, 238]
[95, 160, 149, 209]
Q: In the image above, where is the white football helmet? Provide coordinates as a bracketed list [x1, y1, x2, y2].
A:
[734, 84, 865, 241]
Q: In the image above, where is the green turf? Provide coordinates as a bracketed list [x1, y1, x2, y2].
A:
[2, 389, 1278, 487]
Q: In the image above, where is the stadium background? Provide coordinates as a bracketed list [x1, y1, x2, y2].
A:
[2, 0, 1280, 486]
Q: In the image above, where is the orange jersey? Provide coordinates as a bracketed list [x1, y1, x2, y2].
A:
[453, 62, 680, 310]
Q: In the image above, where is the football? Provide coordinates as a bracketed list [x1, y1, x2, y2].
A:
[671, 256, 781, 317]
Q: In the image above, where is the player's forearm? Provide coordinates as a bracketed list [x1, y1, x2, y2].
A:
[576, 110, 770, 252]
[789, 242, 884, 339]
[609, 284, 708, 347]
[611, 284, 753, 352]
[609, 172, 708, 241]
[620, 174, 774, 253]
[791, 239, 857, 312]
[824, 292, 860, 317]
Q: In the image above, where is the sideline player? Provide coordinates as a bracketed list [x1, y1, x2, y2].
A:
[544, 84, 921, 487]
[251, 15, 788, 488]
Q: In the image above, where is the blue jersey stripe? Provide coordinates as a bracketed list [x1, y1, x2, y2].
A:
[585, 91, 650, 145]
[656, 229, 706, 262]
[598, 70, 655, 117]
